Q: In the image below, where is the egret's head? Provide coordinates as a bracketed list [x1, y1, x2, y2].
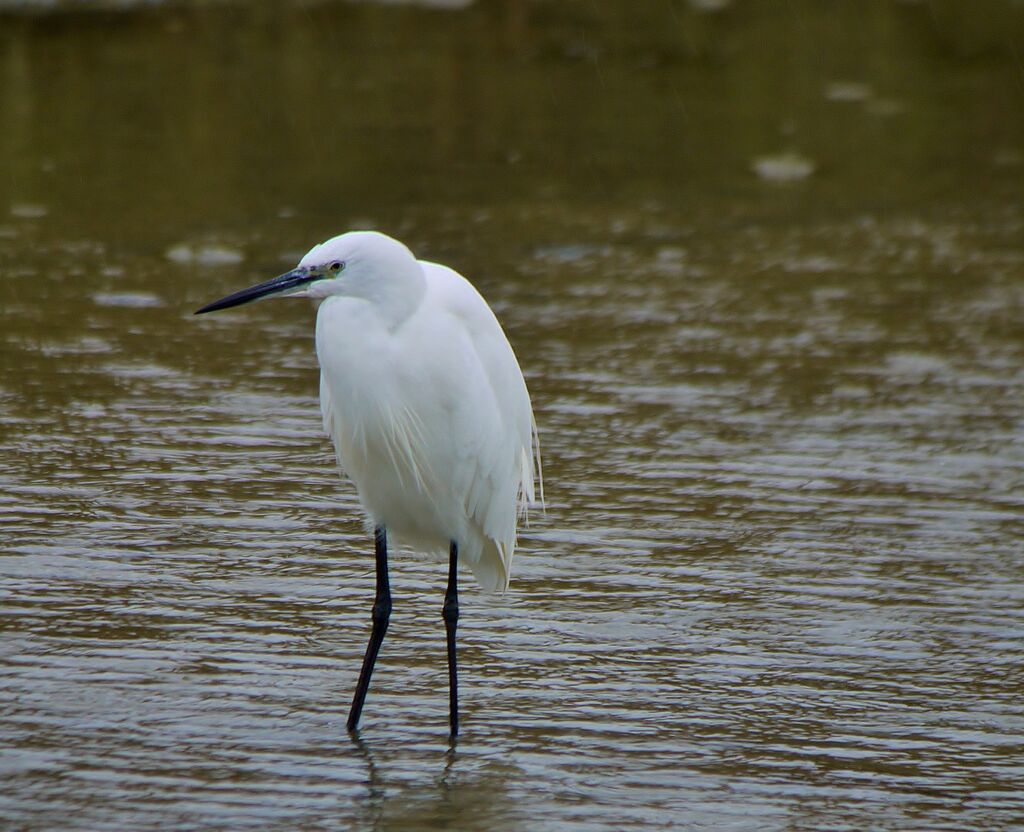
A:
[195, 230, 416, 315]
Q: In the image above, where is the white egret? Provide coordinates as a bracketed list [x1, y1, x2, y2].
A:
[196, 231, 541, 736]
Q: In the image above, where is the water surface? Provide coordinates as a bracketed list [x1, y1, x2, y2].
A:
[2, 2, 1023, 829]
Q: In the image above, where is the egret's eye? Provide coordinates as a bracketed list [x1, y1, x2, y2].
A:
[329, 261, 345, 273]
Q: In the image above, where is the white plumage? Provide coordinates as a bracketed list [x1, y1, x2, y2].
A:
[196, 229, 540, 734]
[310, 234, 540, 591]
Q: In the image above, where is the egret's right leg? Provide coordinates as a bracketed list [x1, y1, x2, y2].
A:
[443, 541, 460, 736]
[347, 526, 392, 732]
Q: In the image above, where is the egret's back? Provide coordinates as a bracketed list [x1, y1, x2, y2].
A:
[316, 259, 540, 591]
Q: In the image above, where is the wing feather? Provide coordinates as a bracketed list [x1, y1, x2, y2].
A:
[422, 262, 542, 590]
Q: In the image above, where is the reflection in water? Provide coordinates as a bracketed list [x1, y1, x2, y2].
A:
[349, 734, 387, 829]
[1, 1, 1023, 830]
[350, 732, 522, 832]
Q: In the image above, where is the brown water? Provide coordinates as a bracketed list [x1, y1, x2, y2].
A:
[2, 1, 1024, 829]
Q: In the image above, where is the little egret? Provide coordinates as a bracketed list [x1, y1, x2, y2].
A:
[196, 231, 541, 736]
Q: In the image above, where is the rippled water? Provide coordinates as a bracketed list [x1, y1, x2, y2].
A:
[3, 2, 1024, 830]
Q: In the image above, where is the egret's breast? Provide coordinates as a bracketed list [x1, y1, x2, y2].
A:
[314, 296, 452, 541]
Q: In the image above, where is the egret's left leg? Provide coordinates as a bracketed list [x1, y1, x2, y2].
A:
[443, 541, 459, 736]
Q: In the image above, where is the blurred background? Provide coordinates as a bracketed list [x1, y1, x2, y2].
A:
[2, 1, 1023, 830]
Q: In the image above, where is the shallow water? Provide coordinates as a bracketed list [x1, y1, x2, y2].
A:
[2, 1, 1024, 830]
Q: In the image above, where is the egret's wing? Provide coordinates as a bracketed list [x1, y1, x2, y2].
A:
[422, 262, 539, 505]
[421, 262, 541, 589]
[441, 327, 520, 588]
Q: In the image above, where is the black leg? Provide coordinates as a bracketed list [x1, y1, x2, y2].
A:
[443, 541, 460, 736]
[347, 526, 392, 733]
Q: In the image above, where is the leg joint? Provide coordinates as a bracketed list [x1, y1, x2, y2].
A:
[371, 596, 392, 627]
[442, 595, 459, 625]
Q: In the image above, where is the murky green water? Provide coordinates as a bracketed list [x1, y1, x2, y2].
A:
[2, 1, 1023, 829]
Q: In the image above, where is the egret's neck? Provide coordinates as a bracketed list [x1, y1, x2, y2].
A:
[364, 257, 427, 329]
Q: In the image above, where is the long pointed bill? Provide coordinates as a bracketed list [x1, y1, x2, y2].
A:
[194, 268, 314, 315]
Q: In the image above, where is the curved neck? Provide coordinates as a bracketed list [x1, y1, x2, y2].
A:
[363, 256, 427, 329]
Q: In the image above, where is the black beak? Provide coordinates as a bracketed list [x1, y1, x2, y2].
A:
[194, 268, 315, 315]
